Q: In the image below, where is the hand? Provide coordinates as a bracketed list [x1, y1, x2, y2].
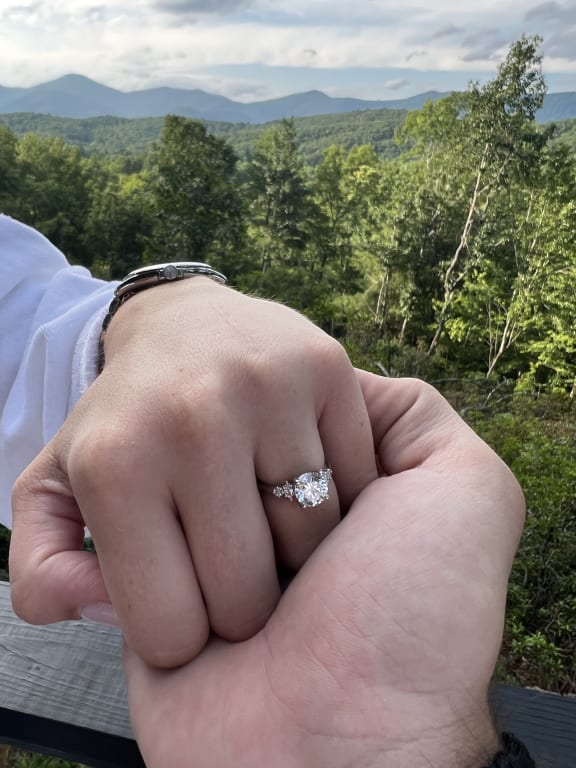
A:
[123, 373, 525, 768]
[9, 279, 377, 666]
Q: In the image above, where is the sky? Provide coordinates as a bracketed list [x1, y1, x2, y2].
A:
[1, 0, 576, 102]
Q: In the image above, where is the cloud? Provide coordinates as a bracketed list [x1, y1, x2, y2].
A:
[460, 44, 506, 63]
[406, 49, 427, 61]
[82, 5, 108, 23]
[526, 1, 561, 18]
[152, 0, 252, 13]
[384, 78, 410, 91]
[460, 27, 507, 62]
[544, 28, 576, 61]
[462, 27, 500, 48]
[525, 1, 576, 31]
[526, 1, 564, 20]
[431, 23, 464, 39]
[1, 2, 43, 23]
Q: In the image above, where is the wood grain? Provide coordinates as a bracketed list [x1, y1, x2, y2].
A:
[0, 581, 131, 738]
[490, 683, 576, 768]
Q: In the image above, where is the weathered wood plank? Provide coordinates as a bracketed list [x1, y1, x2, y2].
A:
[490, 684, 576, 768]
[0, 581, 130, 738]
[1, 581, 575, 767]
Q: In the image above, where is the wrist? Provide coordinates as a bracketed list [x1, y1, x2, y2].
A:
[99, 262, 227, 371]
[279, 689, 501, 768]
[369, 706, 501, 768]
[101, 274, 228, 367]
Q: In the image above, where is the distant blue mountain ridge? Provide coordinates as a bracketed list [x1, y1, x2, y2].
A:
[0, 74, 573, 123]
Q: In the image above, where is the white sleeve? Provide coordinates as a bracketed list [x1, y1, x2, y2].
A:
[0, 215, 117, 528]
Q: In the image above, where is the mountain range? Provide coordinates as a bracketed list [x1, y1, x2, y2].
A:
[1, 74, 575, 123]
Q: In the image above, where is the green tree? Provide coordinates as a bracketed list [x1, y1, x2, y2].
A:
[83, 161, 155, 279]
[398, 36, 548, 358]
[301, 145, 382, 335]
[14, 134, 91, 264]
[442, 143, 576, 379]
[148, 115, 245, 264]
[245, 119, 310, 273]
[0, 125, 20, 214]
[517, 146, 576, 392]
[309, 145, 353, 282]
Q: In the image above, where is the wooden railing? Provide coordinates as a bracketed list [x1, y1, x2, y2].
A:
[0, 581, 574, 767]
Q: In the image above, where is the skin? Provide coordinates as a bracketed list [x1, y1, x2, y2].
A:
[9, 279, 525, 766]
[9, 278, 378, 667]
[123, 373, 525, 768]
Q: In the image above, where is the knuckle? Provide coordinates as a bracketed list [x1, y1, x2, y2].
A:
[400, 377, 453, 418]
[11, 447, 60, 512]
[235, 353, 276, 401]
[10, 577, 44, 623]
[67, 423, 139, 491]
[312, 334, 350, 373]
[10, 471, 29, 512]
[158, 387, 231, 449]
[211, 602, 272, 643]
[321, 333, 349, 361]
[245, 332, 351, 396]
[130, 625, 209, 669]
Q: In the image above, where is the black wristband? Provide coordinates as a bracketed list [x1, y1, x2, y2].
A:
[485, 733, 536, 768]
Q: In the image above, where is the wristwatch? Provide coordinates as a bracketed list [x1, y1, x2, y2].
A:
[113, 262, 227, 303]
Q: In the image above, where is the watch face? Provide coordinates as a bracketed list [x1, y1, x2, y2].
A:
[160, 264, 180, 280]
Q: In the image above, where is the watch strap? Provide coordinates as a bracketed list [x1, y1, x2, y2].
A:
[485, 733, 536, 768]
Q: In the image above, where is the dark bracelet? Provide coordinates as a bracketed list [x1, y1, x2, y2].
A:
[485, 733, 536, 768]
[97, 262, 227, 373]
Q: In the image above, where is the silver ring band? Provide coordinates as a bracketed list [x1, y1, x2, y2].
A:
[259, 468, 332, 509]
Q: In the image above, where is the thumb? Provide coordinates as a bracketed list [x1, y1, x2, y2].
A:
[355, 371, 475, 473]
[9, 444, 111, 624]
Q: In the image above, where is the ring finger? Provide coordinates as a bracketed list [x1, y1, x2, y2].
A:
[256, 422, 340, 571]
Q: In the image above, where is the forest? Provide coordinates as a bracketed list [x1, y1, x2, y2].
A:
[0, 107, 408, 165]
[0, 35, 575, 700]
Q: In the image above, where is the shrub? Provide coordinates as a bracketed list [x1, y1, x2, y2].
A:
[466, 396, 576, 693]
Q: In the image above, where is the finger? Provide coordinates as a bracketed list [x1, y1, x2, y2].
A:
[318, 356, 379, 511]
[123, 636, 240, 768]
[255, 404, 340, 572]
[66, 429, 209, 669]
[122, 643, 162, 760]
[173, 425, 281, 642]
[10, 447, 110, 624]
[355, 372, 485, 471]
[355, 371, 525, 537]
[259, 464, 340, 572]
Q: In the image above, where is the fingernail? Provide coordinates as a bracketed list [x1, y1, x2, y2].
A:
[81, 602, 121, 628]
